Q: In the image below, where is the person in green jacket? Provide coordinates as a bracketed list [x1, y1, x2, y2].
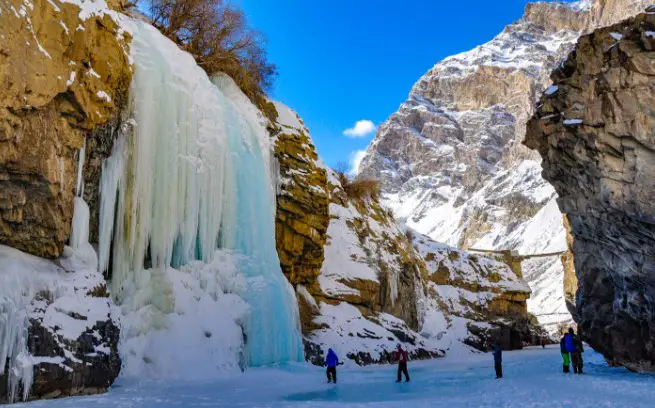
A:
[560, 336, 571, 373]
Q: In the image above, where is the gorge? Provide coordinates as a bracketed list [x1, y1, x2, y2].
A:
[2, 0, 655, 404]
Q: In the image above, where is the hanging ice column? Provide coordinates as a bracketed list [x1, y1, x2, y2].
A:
[98, 19, 302, 366]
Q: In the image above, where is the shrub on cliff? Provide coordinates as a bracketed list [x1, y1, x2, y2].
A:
[143, 0, 277, 121]
[333, 164, 380, 201]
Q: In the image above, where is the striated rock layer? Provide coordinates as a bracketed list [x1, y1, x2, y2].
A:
[526, 11, 655, 371]
[0, 0, 131, 258]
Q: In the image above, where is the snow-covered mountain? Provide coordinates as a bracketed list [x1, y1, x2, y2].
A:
[357, 0, 651, 333]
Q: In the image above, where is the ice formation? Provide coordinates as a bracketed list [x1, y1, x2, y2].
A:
[98, 18, 302, 371]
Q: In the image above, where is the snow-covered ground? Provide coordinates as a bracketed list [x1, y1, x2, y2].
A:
[16, 347, 655, 407]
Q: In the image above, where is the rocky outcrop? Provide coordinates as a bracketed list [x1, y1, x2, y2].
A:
[0, 245, 120, 403]
[525, 11, 655, 371]
[0, 0, 132, 258]
[271, 102, 330, 294]
[414, 235, 540, 351]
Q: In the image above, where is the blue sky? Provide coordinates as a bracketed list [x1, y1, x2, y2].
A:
[236, 0, 574, 170]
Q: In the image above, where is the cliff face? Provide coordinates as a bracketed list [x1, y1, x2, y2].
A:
[271, 102, 330, 294]
[0, 0, 130, 402]
[356, 0, 651, 334]
[0, 0, 131, 258]
[272, 103, 537, 365]
[525, 11, 655, 371]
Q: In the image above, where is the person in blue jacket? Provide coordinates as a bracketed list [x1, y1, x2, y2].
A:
[325, 348, 342, 383]
[492, 344, 503, 379]
[560, 336, 571, 373]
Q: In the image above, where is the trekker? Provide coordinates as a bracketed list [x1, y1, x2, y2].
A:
[560, 336, 571, 373]
[395, 344, 410, 382]
[565, 328, 583, 374]
[492, 344, 503, 379]
[541, 338, 547, 349]
[325, 348, 341, 383]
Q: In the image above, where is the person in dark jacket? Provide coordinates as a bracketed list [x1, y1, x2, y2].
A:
[565, 328, 584, 374]
[325, 348, 340, 383]
[492, 344, 503, 379]
[560, 336, 571, 373]
[395, 344, 410, 382]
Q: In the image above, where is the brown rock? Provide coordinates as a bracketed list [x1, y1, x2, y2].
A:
[0, 0, 132, 258]
[561, 216, 578, 317]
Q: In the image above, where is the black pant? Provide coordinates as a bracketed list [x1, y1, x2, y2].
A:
[326, 366, 337, 383]
[571, 352, 583, 374]
[397, 362, 410, 382]
[495, 362, 503, 378]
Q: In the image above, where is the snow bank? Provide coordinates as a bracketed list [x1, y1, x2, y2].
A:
[119, 251, 250, 379]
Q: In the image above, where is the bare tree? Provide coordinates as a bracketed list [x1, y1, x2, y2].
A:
[145, 0, 277, 115]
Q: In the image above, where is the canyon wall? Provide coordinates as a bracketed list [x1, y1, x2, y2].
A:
[356, 0, 652, 334]
[526, 10, 655, 371]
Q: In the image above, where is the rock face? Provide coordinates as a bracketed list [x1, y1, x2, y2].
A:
[272, 102, 330, 294]
[357, 0, 651, 333]
[0, 0, 132, 258]
[272, 102, 537, 365]
[526, 12, 655, 371]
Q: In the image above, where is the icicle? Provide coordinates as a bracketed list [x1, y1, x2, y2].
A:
[98, 130, 127, 275]
[75, 137, 86, 197]
[0, 289, 32, 403]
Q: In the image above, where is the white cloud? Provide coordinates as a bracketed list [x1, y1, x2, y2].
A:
[348, 150, 367, 176]
[343, 120, 376, 138]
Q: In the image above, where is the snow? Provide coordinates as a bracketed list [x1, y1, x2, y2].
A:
[563, 119, 583, 125]
[272, 100, 307, 135]
[545, 85, 559, 95]
[66, 71, 76, 87]
[96, 90, 111, 102]
[14, 347, 655, 407]
[610, 32, 623, 41]
[119, 251, 250, 379]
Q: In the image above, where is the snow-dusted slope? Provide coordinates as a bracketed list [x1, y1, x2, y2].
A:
[358, 0, 651, 333]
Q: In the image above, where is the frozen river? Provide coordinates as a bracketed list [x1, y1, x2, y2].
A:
[16, 346, 655, 407]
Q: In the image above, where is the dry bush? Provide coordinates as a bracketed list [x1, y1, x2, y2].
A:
[344, 178, 380, 201]
[144, 0, 277, 119]
[332, 163, 379, 201]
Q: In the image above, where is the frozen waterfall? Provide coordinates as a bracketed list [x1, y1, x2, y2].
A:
[98, 18, 303, 370]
